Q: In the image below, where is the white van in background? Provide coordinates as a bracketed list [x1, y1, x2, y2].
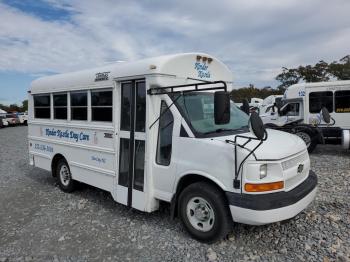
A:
[28, 53, 317, 242]
[259, 95, 283, 115]
[261, 81, 350, 151]
[0, 115, 9, 128]
[17, 112, 28, 125]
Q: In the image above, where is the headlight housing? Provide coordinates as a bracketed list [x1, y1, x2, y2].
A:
[259, 164, 267, 179]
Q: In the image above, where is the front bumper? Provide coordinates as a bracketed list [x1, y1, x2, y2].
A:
[226, 170, 317, 225]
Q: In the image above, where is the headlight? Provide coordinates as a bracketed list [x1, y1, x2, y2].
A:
[259, 164, 267, 179]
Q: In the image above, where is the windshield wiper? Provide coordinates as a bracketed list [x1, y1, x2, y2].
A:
[203, 128, 237, 135]
[203, 126, 249, 135]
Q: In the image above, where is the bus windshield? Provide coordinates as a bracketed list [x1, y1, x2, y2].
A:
[172, 92, 249, 137]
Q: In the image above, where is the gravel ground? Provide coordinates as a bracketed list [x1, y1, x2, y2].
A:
[0, 126, 349, 262]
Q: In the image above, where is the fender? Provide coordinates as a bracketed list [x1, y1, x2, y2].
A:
[170, 172, 228, 219]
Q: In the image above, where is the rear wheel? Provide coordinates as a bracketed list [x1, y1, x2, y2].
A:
[56, 159, 76, 193]
[296, 131, 317, 153]
[178, 182, 232, 243]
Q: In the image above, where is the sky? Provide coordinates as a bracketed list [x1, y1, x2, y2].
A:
[0, 0, 349, 105]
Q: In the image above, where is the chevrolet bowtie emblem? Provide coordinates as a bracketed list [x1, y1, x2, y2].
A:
[297, 164, 304, 173]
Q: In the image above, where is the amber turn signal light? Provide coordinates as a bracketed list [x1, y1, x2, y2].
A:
[245, 181, 284, 192]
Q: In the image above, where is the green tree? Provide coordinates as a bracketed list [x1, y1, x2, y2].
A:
[0, 103, 8, 112]
[276, 55, 349, 88]
[230, 84, 283, 103]
[298, 60, 330, 83]
[9, 104, 20, 112]
[22, 100, 28, 112]
[328, 55, 350, 80]
[276, 67, 301, 89]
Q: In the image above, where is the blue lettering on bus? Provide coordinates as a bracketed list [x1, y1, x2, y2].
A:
[194, 62, 211, 79]
[34, 143, 53, 153]
[44, 128, 90, 142]
[91, 156, 106, 164]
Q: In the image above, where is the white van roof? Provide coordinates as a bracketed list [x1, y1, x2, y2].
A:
[30, 53, 233, 94]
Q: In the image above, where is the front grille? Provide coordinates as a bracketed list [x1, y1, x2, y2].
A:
[285, 171, 308, 190]
[282, 151, 308, 171]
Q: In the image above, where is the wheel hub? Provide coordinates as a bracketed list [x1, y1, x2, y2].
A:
[60, 165, 71, 186]
[186, 197, 215, 232]
[194, 204, 210, 221]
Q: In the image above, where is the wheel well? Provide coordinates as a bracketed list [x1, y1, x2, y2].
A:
[51, 154, 65, 177]
[170, 174, 225, 219]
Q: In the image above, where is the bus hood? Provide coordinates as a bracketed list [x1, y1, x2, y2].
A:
[214, 129, 307, 160]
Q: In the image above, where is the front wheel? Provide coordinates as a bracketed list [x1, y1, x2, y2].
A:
[178, 182, 232, 243]
[56, 159, 76, 193]
[295, 131, 317, 153]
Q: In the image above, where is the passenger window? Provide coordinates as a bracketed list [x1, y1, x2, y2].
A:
[91, 90, 113, 122]
[71, 92, 87, 120]
[280, 103, 300, 116]
[335, 90, 350, 113]
[309, 91, 333, 113]
[34, 94, 50, 119]
[53, 93, 67, 120]
[135, 82, 146, 132]
[121, 83, 132, 131]
[156, 101, 174, 166]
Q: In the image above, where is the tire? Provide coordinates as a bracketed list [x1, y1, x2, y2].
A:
[295, 131, 317, 153]
[178, 182, 232, 243]
[56, 159, 76, 193]
[24, 120, 28, 126]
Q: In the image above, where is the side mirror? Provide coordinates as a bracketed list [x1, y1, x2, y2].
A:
[240, 98, 250, 115]
[275, 100, 283, 110]
[249, 112, 266, 140]
[321, 107, 330, 124]
[214, 91, 230, 125]
[275, 100, 283, 115]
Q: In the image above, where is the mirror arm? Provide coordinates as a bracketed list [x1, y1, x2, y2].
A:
[235, 140, 263, 188]
[227, 133, 267, 190]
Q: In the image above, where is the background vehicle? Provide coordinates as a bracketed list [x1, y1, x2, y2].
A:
[5, 113, 20, 126]
[28, 53, 316, 242]
[236, 97, 263, 114]
[259, 95, 283, 115]
[17, 112, 28, 125]
[260, 81, 350, 151]
[0, 115, 9, 128]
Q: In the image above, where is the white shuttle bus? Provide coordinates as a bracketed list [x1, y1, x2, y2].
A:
[261, 81, 350, 151]
[28, 53, 317, 242]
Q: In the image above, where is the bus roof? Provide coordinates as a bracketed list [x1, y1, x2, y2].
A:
[288, 80, 350, 90]
[29, 53, 233, 94]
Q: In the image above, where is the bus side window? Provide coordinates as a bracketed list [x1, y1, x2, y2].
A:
[156, 101, 174, 166]
[71, 92, 87, 120]
[53, 93, 67, 120]
[309, 91, 333, 113]
[91, 90, 113, 122]
[34, 94, 51, 119]
[335, 90, 350, 113]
